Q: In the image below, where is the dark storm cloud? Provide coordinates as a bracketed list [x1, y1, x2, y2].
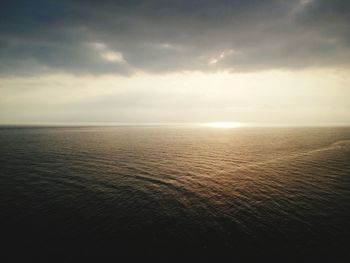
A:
[0, 0, 349, 75]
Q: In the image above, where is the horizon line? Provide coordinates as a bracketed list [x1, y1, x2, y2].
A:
[1, 122, 350, 128]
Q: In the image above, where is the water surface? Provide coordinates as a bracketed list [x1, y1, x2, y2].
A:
[1, 126, 350, 261]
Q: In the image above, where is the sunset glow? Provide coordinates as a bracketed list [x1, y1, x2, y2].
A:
[204, 122, 243, 128]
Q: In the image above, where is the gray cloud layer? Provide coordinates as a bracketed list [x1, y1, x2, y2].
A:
[1, 0, 350, 75]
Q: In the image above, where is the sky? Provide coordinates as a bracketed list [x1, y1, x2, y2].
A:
[1, 0, 350, 125]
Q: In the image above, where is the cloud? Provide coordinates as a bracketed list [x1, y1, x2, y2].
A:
[1, 0, 350, 75]
[1, 70, 350, 124]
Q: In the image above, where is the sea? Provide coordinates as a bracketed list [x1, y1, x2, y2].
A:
[1, 126, 350, 262]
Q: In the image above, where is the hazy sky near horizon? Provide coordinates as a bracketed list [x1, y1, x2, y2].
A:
[1, 0, 350, 124]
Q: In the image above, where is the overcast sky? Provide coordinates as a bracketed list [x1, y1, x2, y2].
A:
[1, 0, 350, 125]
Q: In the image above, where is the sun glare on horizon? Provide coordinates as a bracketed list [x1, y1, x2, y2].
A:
[204, 122, 243, 128]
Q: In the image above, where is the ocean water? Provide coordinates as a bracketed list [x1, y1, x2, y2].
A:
[1, 126, 350, 261]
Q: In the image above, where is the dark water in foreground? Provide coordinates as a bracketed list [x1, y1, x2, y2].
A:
[1, 126, 350, 262]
